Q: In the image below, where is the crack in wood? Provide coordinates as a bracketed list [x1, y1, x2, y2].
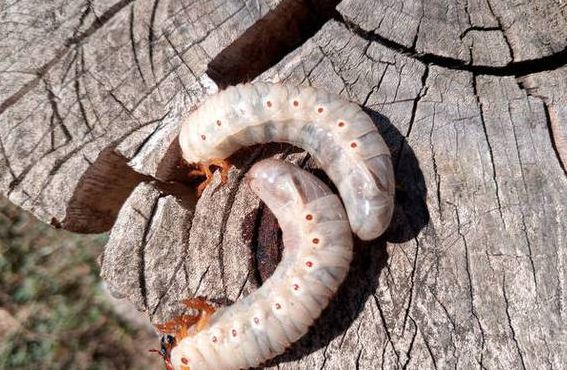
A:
[73, 58, 94, 138]
[0, 0, 136, 115]
[401, 315, 418, 369]
[3, 1, 565, 368]
[459, 26, 501, 39]
[45, 81, 73, 151]
[472, 75, 505, 222]
[129, 3, 148, 85]
[335, 12, 567, 77]
[401, 237, 419, 336]
[543, 103, 567, 178]
[373, 294, 401, 365]
[138, 196, 162, 310]
[502, 277, 528, 370]
[148, 0, 160, 80]
[453, 202, 487, 368]
[129, 111, 171, 160]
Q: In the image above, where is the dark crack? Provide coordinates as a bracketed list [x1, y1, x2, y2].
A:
[453, 203, 486, 368]
[472, 75, 505, 221]
[373, 295, 400, 365]
[423, 334, 438, 370]
[0, 0, 136, 115]
[0, 137, 16, 181]
[108, 90, 136, 119]
[401, 237, 420, 336]
[355, 348, 363, 370]
[74, 57, 94, 137]
[401, 316, 418, 370]
[129, 110, 171, 160]
[45, 82, 73, 151]
[485, 0, 515, 61]
[506, 102, 539, 288]
[148, 0, 160, 79]
[249, 202, 268, 287]
[129, 4, 147, 85]
[543, 103, 567, 178]
[459, 26, 501, 39]
[137, 196, 162, 310]
[502, 277, 527, 370]
[335, 13, 567, 77]
[429, 104, 442, 218]
[163, 33, 206, 91]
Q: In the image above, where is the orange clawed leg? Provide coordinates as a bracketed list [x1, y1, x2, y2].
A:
[182, 296, 216, 332]
[154, 314, 199, 340]
[153, 297, 217, 339]
[151, 298, 217, 370]
[188, 159, 231, 195]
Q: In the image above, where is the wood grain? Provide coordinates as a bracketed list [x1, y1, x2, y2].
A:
[1, 0, 566, 368]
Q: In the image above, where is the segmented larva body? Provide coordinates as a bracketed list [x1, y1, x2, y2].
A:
[179, 83, 395, 240]
[170, 159, 353, 370]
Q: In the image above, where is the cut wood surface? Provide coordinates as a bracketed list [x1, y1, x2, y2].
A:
[1, 0, 566, 369]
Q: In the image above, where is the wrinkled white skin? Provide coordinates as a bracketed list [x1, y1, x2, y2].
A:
[170, 159, 353, 370]
[179, 82, 395, 240]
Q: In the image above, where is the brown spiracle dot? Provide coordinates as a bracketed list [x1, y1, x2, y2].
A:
[350, 142, 357, 148]
[305, 214, 313, 221]
[312, 238, 320, 244]
[275, 303, 281, 310]
[306, 261, 313, 268]
[201, 135, 206, 140]
[212, 336, 218, 343]
[253, 317, 260, 324]
[216, 120, 222, 126]
[266, 100, 272, 107]
[232, 329, 237, 337]
[293, 100, 299, 107]
[338, 121, 345, 127]
[293, 284, 300, 291]
[181, 358, 189, 365]
[317, 107, 324, 113]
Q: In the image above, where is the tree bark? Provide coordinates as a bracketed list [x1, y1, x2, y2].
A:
[1, 0, 566, 368]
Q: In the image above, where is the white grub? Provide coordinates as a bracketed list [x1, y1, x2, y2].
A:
[179, 83, 395, 240]
[170, 160, 353, 370]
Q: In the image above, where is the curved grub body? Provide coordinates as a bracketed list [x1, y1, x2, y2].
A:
[179, 82, 395, 240]
[170, 159, 353, 370]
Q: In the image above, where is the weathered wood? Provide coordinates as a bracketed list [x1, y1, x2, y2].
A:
[0, 0, 282, 232]
[104, 17, 567, 369]
[338, 0, 567, 65]
[2, 0, 566, 369]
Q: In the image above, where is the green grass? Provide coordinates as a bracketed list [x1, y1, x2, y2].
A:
[0, 197, 162, 370]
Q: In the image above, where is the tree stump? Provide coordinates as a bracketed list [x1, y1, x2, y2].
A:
[1, 0, 566, 368]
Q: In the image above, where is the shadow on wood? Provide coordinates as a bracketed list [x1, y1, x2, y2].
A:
[364, 108, 430, 244]
[62, 147, 149, 233]
[256, 110, 430, 365]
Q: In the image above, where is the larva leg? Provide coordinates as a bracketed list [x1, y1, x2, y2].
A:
[188, 159, 231, 195]
[155, 297, 216, 339]
[151, 299, 216, 370]
[187, 163, 213, 195]
[155, 314, 199, 339]
[182, 297, 216, 332]
[207, 158, 231, 184]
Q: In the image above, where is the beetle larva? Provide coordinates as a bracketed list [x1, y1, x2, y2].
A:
[179, 82, 395, 240]
[159, 159, 353, 370]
